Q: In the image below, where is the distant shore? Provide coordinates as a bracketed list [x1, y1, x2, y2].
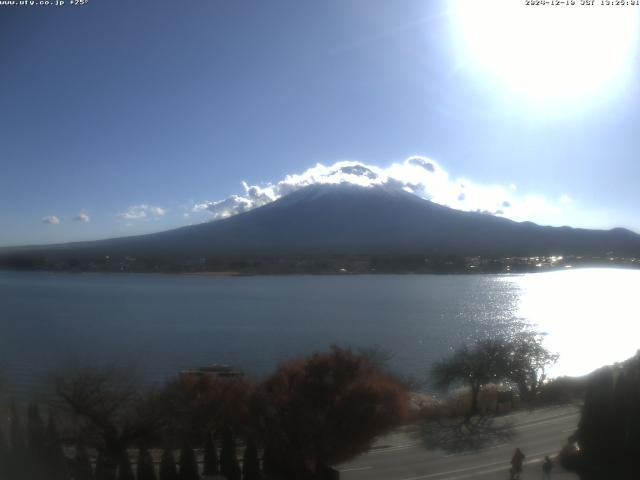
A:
[5, 254, 640, 277]
[179, 271, 246, 277]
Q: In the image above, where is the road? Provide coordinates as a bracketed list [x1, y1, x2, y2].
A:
[338, 405, 580, 480]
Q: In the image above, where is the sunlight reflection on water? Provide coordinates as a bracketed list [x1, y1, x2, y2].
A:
[509, 268, 640, 378]
[0, 269, 638, 395]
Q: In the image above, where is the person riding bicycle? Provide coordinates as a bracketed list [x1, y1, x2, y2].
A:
[542, 455, 553, 479]
[510, 448, 525, 479]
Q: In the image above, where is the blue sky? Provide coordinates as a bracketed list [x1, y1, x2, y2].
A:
[2, 0, 640, 246]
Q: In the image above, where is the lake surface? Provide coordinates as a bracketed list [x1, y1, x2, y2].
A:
[0, 268, 638, 395]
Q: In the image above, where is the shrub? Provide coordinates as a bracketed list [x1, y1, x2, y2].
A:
[258, 346, 408, 476]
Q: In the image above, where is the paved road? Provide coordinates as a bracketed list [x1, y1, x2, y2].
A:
[338, 405, 580, 480]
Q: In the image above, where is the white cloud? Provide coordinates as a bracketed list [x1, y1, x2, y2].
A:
[73, 212, 90, 222]
[118, 204, 166, 222]
[41, 215, 60, 225]
[193, 184, 277, 219]
[192, 156, 576, 226]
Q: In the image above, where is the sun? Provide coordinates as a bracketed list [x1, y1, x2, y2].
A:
[449, 0, 639, 104]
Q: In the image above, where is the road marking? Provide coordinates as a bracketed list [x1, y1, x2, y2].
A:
[400, 460, 507, 480]
[342, 410, 579, 478]
[443, 443, 508, 458]
[338, 465, 373, 472]
[434, 453, 559, 480]
[400, 451, 558, 480]
[513, 413, 579, 430]
[368, 442, 421, 454]
[369, 413, 579, 458]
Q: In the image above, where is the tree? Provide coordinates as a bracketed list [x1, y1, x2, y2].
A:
[137, 447, 157, 480]
[561, 352, 640, 479]
[504, 330, 558, 402]
[202, 433, 219, 477]
[178, 444, 199, 480]
[10, 401, 25, 453]
[0, 423, 8, 480]
[46, 413, 70, 480]
[159, 449, 178, 480]
[73, 443, 95, 480]
[258, 346, 408, 477]
[95, 450, 117, 480]
[160, 375, 253, 443]
[27, 403, 47, 478]
[241, 440, 260, 480]
[433, 329, 559, 417]
[52, 364, 164, 475]
[261, 445, 280, 478]
[117, 450, 135, 480]
[433, 338, 511, 419]
[9, 401, 26, 480]
[220, 427, 240, 480]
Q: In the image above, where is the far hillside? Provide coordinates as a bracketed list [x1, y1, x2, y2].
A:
[2, 184, 639, 273]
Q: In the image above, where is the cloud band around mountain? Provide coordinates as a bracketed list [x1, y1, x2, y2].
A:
[193, 156, 573, 225]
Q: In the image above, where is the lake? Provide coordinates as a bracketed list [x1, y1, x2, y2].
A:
[0, 268, 638, 395]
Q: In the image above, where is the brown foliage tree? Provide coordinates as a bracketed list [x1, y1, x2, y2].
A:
[160, 374, 254, 442]
[258, 346, 409, 477]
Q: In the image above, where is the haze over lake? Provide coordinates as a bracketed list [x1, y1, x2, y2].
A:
[0, 268, 637, 395]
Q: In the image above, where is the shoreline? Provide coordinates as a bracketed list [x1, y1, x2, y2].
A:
[2, 263, 639, 278]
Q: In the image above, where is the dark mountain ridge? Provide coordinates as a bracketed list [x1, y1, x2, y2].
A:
[2, 184, 639, 266]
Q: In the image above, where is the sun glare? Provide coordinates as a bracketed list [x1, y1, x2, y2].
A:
[450, 0, 639, 105]
[514, 269, 640, 378]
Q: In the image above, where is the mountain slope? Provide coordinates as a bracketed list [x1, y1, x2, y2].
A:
[3, 184, 640, 259]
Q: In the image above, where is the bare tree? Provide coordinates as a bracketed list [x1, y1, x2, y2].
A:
[51, 364, 164, 472]
[432, 338, 510, 420]
[505, 330, 559, 402]
[433, 327, 559, 419]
